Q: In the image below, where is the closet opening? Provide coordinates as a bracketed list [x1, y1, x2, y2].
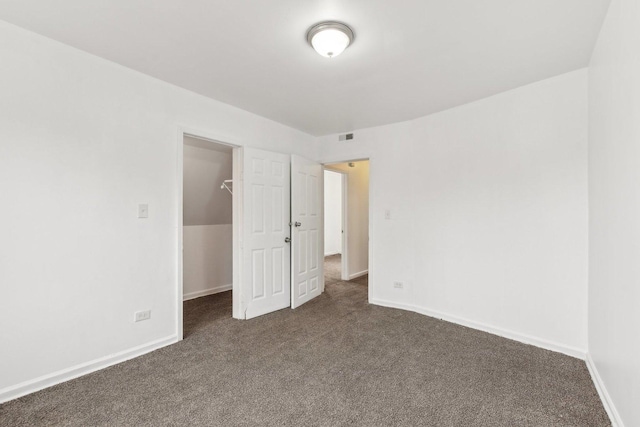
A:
[323, 160, 370, 293]
[182, 135, 236, 337]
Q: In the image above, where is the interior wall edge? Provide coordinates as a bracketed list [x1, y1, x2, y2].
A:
[369, 298, 587, 360]
[0, 335, 179, 405]
[585, 354, 624, 427]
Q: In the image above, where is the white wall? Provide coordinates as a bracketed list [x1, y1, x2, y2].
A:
[183, 225, 233, 300]
[319, 70, 589, 356]
[327, 162, 370, 278]
[0, 21, 316, 400]
[183, 137, 232, 226]
[324, 170, 343, 256]
[588, 0, 640, 424]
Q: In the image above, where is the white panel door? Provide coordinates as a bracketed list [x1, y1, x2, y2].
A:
[241, 147, 291, 319]
[291, 155, 324, 309]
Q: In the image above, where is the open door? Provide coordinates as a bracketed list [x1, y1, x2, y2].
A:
[291, 155, 324, 308]
[240, 147, 291, 319]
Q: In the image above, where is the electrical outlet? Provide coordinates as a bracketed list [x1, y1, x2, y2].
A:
[134, 310, 151, 322]
[393, 281, 403, 289]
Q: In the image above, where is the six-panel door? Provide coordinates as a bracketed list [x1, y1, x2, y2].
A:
[242, 147, 291, 319]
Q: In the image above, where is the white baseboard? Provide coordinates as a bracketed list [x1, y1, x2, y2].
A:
[183, 284, 232, 301]
[324, 252, 341, 257]
[369, 298, 586, 360]
[586, 353, 623, 426]
[0, 335, 179, 404]
[349, 270, 368, 280]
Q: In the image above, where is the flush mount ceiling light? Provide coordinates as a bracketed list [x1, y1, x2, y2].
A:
[307, 21, 354, 58]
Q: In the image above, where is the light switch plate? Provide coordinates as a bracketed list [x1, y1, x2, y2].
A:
[138, 204, 149, 218]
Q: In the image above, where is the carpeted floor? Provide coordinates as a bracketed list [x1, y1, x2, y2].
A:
[1, 255, 609, 426]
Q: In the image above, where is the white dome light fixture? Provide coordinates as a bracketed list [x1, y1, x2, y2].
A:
[307, 22, 354, 58]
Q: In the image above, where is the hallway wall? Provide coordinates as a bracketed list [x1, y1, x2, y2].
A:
[324, 170, 343, 256]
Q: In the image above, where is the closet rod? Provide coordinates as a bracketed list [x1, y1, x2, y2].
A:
[221, 179, 233, 195]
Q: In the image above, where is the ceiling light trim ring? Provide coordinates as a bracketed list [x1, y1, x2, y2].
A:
[306, 21, 355, 58]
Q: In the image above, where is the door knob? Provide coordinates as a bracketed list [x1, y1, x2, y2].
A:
[285, 237, 291, 243]
[294, 222, 302, 227]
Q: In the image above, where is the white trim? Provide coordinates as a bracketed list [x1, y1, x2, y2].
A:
[586, 353, 623, 427]
[369, 298, 586, 359]
[183, 284, 233, 301]
[320, 162, 326, 295]
[340, 172, 349, 281]
[367, 157, 374, 306]
[324, 251, 342, 257]
[177, 127, 242, 322]
[349, 270, 369, 280]
[179, 126, 246, 149]
[232, 147, 244, 319]
[0, 335, 178, 404]
[322, 156, 371, 164]
[176, 128, 184, 341]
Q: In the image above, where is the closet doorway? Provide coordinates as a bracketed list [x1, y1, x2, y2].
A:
[182, 135, 235, 337]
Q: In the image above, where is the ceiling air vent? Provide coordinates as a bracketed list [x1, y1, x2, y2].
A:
[338, 133, 354, 142]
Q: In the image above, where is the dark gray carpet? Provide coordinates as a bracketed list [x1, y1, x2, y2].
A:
[1, 255, 609, 426]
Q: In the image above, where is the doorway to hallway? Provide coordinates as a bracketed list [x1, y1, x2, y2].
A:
[323, 160, 370, 290]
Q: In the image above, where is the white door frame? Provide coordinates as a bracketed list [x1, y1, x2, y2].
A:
[339, 171, 349, 281]
[322, 157, 372, 304]
[176, 126, 243, 341]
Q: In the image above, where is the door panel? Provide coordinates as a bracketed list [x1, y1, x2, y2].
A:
[291, 155, 324, 309]
[242, 147, 291, 319]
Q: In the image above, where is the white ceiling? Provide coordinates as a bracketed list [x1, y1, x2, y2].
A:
[0, 0, 610, 136]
